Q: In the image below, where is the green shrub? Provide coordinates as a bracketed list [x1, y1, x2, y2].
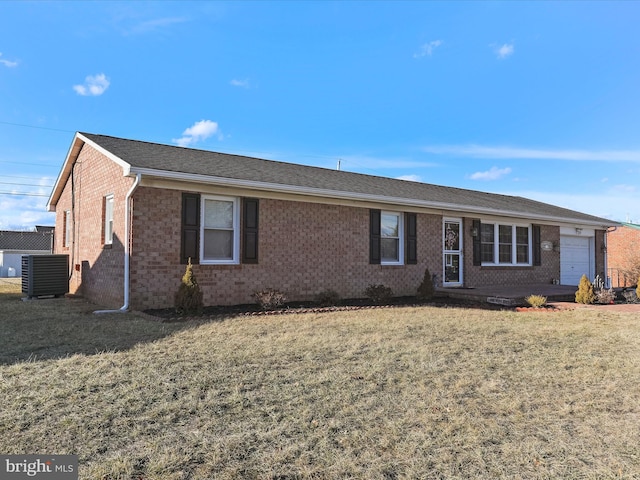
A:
[525, 294, 547, 308]
[364, 284, 393, 305]
[315, 289, 341, 307]
[416, 268, 435, 301]
[253, 288, 287, 310]
[174, 258, 203, 315]
[575, 274, 595, 304]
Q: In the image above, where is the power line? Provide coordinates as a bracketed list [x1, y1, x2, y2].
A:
[2, 174, 56, 180]
[0, 181, 54, 188]
[0, 160, 58, 168]
[0, 120, 74, 134]
[0, 192, 50, 197]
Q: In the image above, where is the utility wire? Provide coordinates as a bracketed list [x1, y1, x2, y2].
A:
[2, 174, 56, 180]
[0, 160, 58, 168]
[0, 120, 74, 134]
[0, 181, 54, 188]
[0, 192, 49, 197]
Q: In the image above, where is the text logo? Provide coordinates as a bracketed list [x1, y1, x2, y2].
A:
[1, 456, 78, 479]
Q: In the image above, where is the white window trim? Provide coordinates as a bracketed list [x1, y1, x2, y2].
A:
[104, 194, 114, 246]
[481, 222, 532, 267]
[200, 195, 240, 265]
[381, 210, 404, 266]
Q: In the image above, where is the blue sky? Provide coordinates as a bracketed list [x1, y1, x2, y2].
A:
[1, 1, 639, 229]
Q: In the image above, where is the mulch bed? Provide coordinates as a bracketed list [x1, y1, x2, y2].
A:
[144, 295, 506, 322]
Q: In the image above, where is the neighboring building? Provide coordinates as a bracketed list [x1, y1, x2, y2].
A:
[0, 229, 54, 277]
[47, 132, 618, 310]
[607, 222, 640, 288]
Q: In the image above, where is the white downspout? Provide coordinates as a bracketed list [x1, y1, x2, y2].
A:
[604, 226, 617, 289]
[94, 173, 141, 314]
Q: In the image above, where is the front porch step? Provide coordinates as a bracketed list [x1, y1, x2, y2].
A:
[487, 297, 516, 306]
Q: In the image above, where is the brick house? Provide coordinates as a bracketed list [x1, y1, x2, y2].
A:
[607, 222, 640, 288]
[47, 132, 618, 310]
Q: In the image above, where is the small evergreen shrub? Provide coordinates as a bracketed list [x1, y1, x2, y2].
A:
[315, 289, 341, 307]
[253, 288, 287, 310]
[364, 284, 393, 305]
[416, 268, 435, 301]
[525, 294, 547, 308]
[174, 258, 203, 315]
[575, 274, 595, 304]
[595, 288, 617, 304]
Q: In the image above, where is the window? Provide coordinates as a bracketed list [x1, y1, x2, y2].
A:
[104, 195, 114, 245]
[480, 222, 531, 266]
[498, 225, 512, 263]
[516, 226, 530, 263]
[480, 223, 495, 263]
[381, 211, 403, 264]
[201, 195, 239, 264]
[63, 210, 71, 248]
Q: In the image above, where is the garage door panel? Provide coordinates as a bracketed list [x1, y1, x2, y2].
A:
[560, 236, 591, 286]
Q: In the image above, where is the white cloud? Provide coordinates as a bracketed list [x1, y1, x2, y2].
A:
[173, 120, 222, 147]
[73, 73, 110, 96]
[0, 193, 55, 230]
[422, 144, 640, 163]
[396, 174, 422, 182]
[493, 43, 514, 59]
[413, 40, 443, 58]
[126, 17, 188, 35]
[0, 53, 18, 68]
[230, 79, 250, 88]
[469, 166, 512, 181]
[612, 184, 637, 193]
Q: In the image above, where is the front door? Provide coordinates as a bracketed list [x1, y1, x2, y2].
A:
[443, 219, 463, 286]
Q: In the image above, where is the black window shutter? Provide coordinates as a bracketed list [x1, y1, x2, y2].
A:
[533, 225, 542, 266]
[369, 209, 381, 264]
[472, 219, 482, 266]
[242, 198, 259, 264]
[405, 212, 417, 264]
[181, 193, 200, 264]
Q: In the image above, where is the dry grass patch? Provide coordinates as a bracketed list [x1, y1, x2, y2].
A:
[1, 281, 639, 479]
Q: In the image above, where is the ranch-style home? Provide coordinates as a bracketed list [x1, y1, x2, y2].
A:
[47, 132, 617, 310]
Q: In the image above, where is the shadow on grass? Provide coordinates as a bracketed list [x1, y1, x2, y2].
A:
[1, 288, 504, 366]
[0, 292, 198, 366]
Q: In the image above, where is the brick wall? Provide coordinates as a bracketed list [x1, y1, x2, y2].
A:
[53, 146, 134, 307]
[462, 221, 561, 287]
[129, 187, 444, 309]
[52, 143, 608, 310]
[607, 225, 640, 287]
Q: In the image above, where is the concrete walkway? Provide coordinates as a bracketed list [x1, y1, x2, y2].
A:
[436, 284, 578, 306]
[437, 283, 640, 311]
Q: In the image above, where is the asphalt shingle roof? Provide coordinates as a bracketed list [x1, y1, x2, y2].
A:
[80, 132, 615, 226]
[0, 231, 53, 251]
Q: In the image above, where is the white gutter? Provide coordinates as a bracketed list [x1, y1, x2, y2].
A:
[604, 226, 617, 289]
[94, 173, 142, 314]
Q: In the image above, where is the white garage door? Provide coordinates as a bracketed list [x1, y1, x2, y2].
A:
[560, 235, 592, 286]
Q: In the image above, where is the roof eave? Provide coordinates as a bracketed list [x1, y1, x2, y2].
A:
[132, 167, 617, 228]
[47, 132, 132, 211]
